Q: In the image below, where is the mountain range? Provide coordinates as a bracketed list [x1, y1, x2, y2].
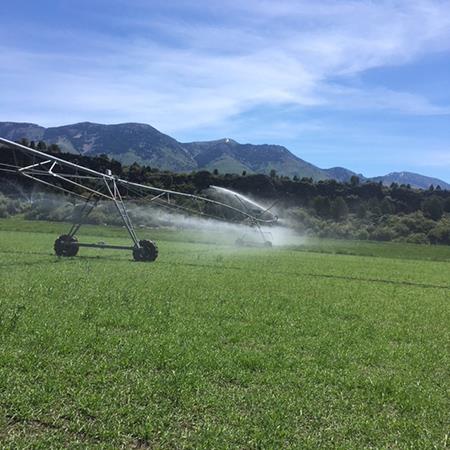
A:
[0, 121, 448, 190]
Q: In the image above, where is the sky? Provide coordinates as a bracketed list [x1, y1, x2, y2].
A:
[1, 0, 450, 181]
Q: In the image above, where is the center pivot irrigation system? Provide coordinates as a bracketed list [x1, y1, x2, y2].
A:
[0, 137, 278, 262]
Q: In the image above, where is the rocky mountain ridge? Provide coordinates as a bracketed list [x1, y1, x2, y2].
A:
[1, 121, 448, 189]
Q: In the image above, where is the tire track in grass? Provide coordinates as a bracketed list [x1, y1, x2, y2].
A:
[2, 249, 449, 291]
[158, 261, 450, 291]
[2, 410, 153, 448]
[2, 413, 101, 446]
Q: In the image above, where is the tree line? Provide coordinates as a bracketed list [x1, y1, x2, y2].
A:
[1, 140, 449, 245]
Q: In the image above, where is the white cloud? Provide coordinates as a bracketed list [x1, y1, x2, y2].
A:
[1, 0, 450, 134]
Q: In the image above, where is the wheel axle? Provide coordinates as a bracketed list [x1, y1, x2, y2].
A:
[54, 236, 159, 262]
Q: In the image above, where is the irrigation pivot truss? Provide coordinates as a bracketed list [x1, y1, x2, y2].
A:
[0, 137, 278, 261]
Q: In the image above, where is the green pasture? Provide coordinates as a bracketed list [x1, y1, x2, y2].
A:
[0, 218, 449, 448]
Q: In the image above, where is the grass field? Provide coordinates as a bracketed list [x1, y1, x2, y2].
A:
[0, 218, 449, 449]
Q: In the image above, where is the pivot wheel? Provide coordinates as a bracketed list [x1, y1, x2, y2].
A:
[133, 240, 158, 262]
[54, 235, 79, 257]
[264, 241, 273, 247]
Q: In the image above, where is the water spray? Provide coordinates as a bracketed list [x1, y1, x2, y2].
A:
[0, 137, 282, 261]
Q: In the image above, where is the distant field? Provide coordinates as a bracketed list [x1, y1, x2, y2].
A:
[0, 218, 449, 448]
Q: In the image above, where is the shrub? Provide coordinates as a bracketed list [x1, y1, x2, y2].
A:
[357, 229, 369, 240]
[406, 233, 429, 245]
[428, 225, 450, 245]
[48, 203, 73, 222]
[87, 209, 108, 225]
[401, 212, 435, 234]
[391, 222, 410, 238]
[370, 227, 395, 241]
[0, 204, 9, 218]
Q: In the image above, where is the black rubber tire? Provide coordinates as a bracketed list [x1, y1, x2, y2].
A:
[133, 240, 158, 262]
[235, 238, 244, 247]
[54, 235, 79, 257]
[264, 241, 273, 247]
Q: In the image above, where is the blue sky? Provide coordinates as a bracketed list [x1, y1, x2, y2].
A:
[1, 0, 450, 181]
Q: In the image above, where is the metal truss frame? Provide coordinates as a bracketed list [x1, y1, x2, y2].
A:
[0, 137, 278, 260]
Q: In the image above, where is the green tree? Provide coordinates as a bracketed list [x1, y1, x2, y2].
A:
[330, 197, 349, 221]
[428, 224, 450, 244]
[444, 198, 450, 213]
[47, 143, 61, 154]
[422, 197, 443, 221]
[193, 170, 212, 190]
[381, 197, 394, 215]
[128, 162, 143, 182]
[357, 203, 367, 219]
[350, 175, 360, 186]
[312, 196, 331, 218]
[367, 197, 381, 216]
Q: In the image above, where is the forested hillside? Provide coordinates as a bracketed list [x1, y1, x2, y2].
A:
[2, 122, 449, 189]
[1, 140, 449, 245]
